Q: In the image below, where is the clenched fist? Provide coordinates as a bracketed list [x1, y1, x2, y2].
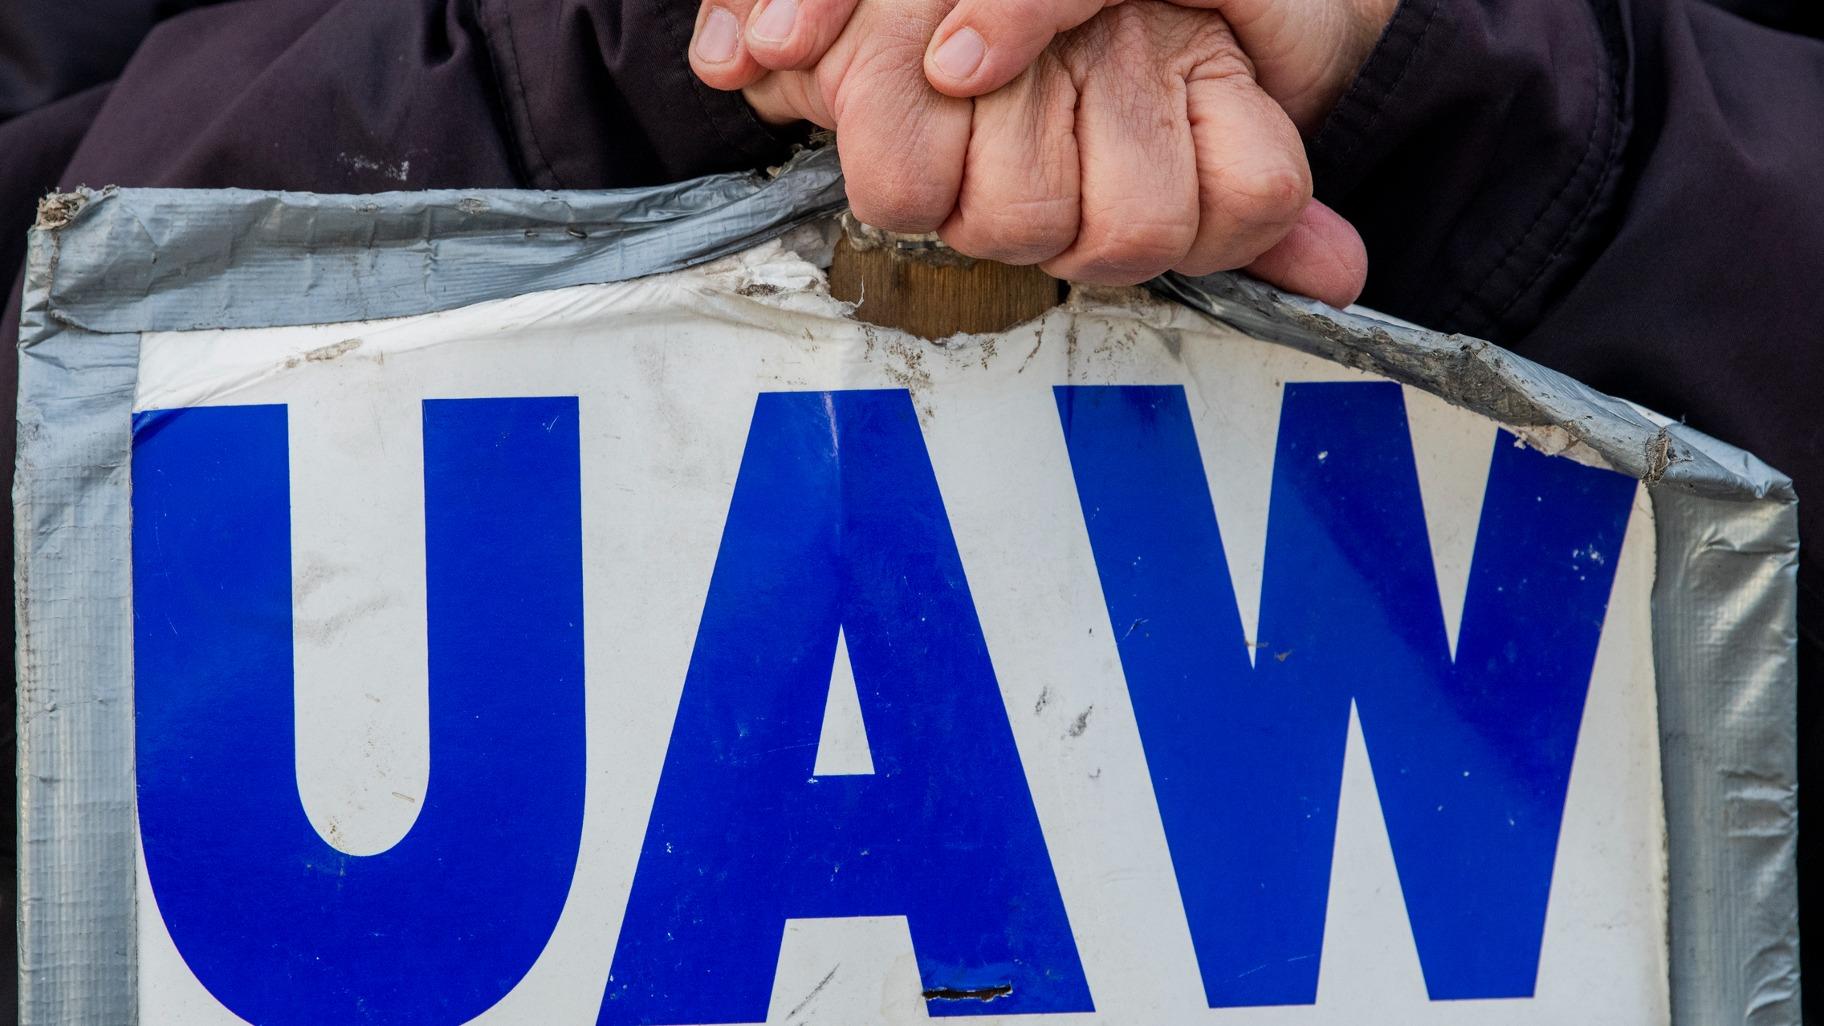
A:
[689, 0, 1371, 304]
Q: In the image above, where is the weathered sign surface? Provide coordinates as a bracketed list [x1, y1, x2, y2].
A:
[126, 247, 1669, 1025]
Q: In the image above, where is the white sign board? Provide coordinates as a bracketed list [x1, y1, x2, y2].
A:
[128, 245, 1668, 1025]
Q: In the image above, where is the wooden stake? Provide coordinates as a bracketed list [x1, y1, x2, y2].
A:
[826, 216, 1062, 340]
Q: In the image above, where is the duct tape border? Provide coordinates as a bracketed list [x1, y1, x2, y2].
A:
[15, 145, 1798, 1025]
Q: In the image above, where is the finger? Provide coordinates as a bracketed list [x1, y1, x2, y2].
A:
[1041, 57, 1199, 285]
[742, 69, 833, 128]
[937, 61, 1080, 264]
[1242, 199, 1369, 308]
[691, 0, 767, 91]
[745, 0, 861, 71]
[925, 0, 1116, 98]
[838, 101, 972, 234]
[832, 32, 973, 232]
[1176, 67, 1313, 276]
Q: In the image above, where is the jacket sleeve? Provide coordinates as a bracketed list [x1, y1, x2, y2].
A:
[1308, 0, 1824, 655]
[474, 0, 801, 188]
[39, 0, 796, 197]
[0, 0, 227, 122]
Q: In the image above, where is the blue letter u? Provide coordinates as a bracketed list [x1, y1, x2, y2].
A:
[132, 398, 587, 1025]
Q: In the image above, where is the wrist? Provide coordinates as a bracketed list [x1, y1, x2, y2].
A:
[1254, 0, 1403, 134]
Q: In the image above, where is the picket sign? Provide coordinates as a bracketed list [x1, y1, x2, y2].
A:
[120, 243, 1671, 1026]
[19, 164, 1797, 1026]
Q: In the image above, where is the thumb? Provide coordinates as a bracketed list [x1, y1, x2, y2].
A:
[691, 0, 768, 91]
[924, 0, 1117, 97]
[1241, 200, 1369, 309]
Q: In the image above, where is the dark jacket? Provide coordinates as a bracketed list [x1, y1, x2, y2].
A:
[2, 0, 1821, 1016]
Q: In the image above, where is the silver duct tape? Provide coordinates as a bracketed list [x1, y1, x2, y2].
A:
[15, 216, 142, 1024]
[1652, 492, 1800, 1025]
[15, 146, 1799, 1025]
[40, 146, 847, 336]
[1150, 272, 1794, 504]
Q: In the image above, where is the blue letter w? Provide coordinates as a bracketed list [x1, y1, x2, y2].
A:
[1055, 382, 1635, 1006]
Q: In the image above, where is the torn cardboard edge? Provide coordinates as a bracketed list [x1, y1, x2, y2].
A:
[1150, 273, 1792, 503]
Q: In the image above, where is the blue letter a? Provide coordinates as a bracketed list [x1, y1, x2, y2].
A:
[1056, 382, 1636, 1006]
[601, 390, 1092, 1025]
[133, 399, 586, 1025]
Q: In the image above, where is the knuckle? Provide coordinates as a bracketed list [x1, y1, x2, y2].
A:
[1173, 243, 1248, 278]
[1192, 47, 1255, 83]
[868, 9, 947, 51]
[947, 198, 1077, 263]
[1211, 156, 1311, 228]
[1070, 214, 1196, 283]
[1180, 160, 1311, 276]
[1074, 4, 1149, 63]
[833, 103, 970, 233]
[850, 199, 946, 233]
[847, 180, 952, 233]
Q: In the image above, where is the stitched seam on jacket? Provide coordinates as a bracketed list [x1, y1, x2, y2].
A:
[1442, 0, 1618, 333]
[1311, 0, 1440, 180]
[470, 0, 539, 187]
[654, 0, 765, 166]
[1338, 0, 1440, 167]
[493, 0, 568, 189]
[1492, 2, 1627, 322]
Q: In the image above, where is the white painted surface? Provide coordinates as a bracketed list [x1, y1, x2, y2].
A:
[134, 245, 1668, 1026]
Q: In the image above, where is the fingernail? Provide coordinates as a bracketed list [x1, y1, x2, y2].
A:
[931, 27, 985, 80]
[696, 7, 740, 63]
[750, 0, 798, 43]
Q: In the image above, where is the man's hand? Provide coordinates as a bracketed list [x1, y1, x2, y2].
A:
[918, 0, 1398, 133]
[695, 0, 1366, 302]
[687, 0, 1396, 135]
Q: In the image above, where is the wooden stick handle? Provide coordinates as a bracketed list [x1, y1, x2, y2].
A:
[826, 215, 1062, 340]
